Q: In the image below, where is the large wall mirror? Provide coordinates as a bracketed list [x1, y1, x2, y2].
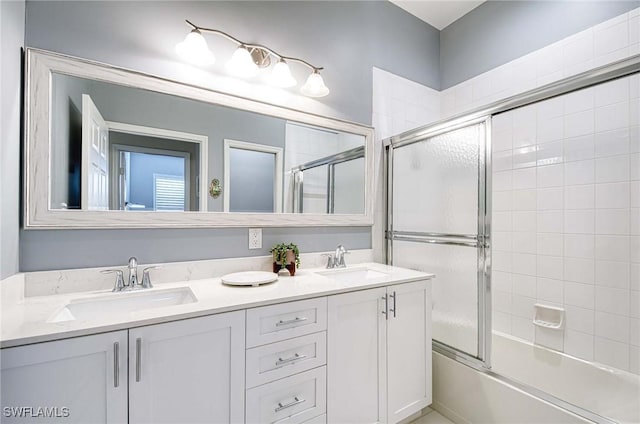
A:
[25, 49, 374, 228]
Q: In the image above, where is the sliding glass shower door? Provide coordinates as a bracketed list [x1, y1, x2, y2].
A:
[387, 119, 490, 363]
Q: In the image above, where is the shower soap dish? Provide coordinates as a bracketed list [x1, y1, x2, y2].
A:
[533, 304, 565, 330]
[221, 271, 278, 287]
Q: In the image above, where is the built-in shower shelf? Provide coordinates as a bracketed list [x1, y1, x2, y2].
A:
[533, 304, 565, 330]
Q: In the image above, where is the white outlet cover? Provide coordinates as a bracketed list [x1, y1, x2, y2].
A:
[248, 228, 262, 249]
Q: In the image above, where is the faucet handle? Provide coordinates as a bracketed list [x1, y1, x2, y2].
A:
[141, 266, 160, 289]
[321, 253, 335, 269]
[102, 269, 125, 292]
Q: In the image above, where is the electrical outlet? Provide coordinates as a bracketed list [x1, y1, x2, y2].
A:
[248, 228, 262, 249]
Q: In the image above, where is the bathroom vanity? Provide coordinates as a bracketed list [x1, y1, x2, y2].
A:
[0, 262, 433, 424]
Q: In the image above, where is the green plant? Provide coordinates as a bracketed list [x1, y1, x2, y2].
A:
[270, 242, 300, 269]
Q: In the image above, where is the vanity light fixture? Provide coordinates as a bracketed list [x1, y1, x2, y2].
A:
[176, 20, 329, 97]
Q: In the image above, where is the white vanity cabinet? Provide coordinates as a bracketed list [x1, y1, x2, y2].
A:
[327, 280, 432, 424]
[0, 331, 128, 424]
[128, 311, 245, 424]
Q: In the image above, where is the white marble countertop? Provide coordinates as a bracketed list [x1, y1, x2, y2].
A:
[0, 263, 433, 348]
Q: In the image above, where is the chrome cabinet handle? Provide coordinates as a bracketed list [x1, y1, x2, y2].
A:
[136, 337, 142, 382]
[390, 291, 397, 318]
[275, 353, 307, 367]
[113, 342, 120, 388]
[276, 317, 308, 327]
[275, 396, 306, 413]
[382, 294, 388, 319]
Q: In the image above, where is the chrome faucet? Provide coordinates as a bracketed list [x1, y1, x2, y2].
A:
[127, 257, 139, 287]
[323, 245, 349, 269]
[102, 257, 159, 292]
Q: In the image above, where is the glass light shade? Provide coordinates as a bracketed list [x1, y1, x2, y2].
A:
[225, 46, 259, 78]
[268, 60, 297, 88]
[175, 30, 215, 66]
[300, 71, 329, 97]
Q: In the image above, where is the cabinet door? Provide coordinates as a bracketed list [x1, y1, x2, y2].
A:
[129, 311, 245, 424]
[327, 287, 387, 424]
[387, 280, 431, 423]
[0, 331, 128, 424]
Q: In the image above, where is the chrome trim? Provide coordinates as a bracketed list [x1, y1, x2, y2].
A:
[291, 146, 364, 172]
[385, 143, 394, 265]
[136, 337, 142, 382]
[390, 234, 478, 248]
[476, 118, 490, 364]
[275, 353, 307, 367]
[327, 164, 335, 214]
[275, 396, 306, 413]
[390, 231, 478, 240]
[113, 342, 120, 388]
[276, 317, 308, 327]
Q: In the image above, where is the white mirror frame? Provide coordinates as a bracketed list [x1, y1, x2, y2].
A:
[24, 48, 375, 229]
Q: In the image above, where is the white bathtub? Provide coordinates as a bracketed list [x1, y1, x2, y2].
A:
[491, 332, 640, 423]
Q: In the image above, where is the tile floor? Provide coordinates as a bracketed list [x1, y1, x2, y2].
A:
[411, 409, 455, 424]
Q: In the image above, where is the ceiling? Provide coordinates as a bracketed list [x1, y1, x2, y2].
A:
[389, 0, 486, 30]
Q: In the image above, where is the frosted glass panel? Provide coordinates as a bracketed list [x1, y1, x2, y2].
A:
[333, 157, 365, 214]
[393, 240, 478, 356]
[302, 166, 327, 213]
[392, 125, 481, 234]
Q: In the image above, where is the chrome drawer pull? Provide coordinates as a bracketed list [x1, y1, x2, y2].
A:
[275, 353, 307, 367]
[113, 342, 119, 388]
[136, 337, 142, 382]
[275, 396, 306, 413]
[276, 317, 308, 327]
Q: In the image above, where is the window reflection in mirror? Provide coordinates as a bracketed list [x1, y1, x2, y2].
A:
[50, 72, 365, 214]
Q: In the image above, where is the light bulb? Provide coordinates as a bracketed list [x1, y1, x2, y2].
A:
[175, 29, 215, 66]
[268, 59, 297, 88]
[226, 46, 259, 78]
[300, 70, 329, 97]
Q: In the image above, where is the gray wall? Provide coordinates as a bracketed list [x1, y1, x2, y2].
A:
[440, 0, 640, 89]
[1, 0, 25, 279]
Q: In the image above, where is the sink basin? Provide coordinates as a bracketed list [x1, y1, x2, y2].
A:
[315, 267, 389, 283]
[49, 287, 197, 323]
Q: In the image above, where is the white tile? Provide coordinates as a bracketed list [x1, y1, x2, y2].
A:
[631, 318, 639, 347]
[493, 112, 513, 132]
[630, 290, 640, 318]
[537, 96, 564, 120]
[563, 31, 594, 73]
[565, 160, 595, 185]
[632, 208, 640, 236]
[564, 257, 595, 284]
[631, 153, 640, 180]
[493, 191, 513, 212]
[594, 128, 630, 158]
[512, 273, 537, 298]
[537, 164, 564, 188]
[595, 101, 630, 133]
[493, 170, 513, 191]
[564, 209, 595, 234]
[631, 98, 640, 127]
[512, 146, 537, 169]
[537, 255, 563, 280]
[595, 337, 629, 371]
[631, 345, 640, 375]
[512, 295, 536, 319]
[493, 128, 513, 153]
[537, 277, 564, 303]
[536, 140, 563, 165]
[596, 286, 630, 316]
[512, 316, 535, 342]
[472, 75, 492, 102]
[595, 182, 630, 209]
[537, 210, 563, 233]
[595, 209, 629, 235]
[512, 105, 537, 148]
[565, 330, 594, 360]
[512, 232, 536, 254]
[512, 211, 536, 232]
[494, 290, 512, 314]
[564, 280, 595, 309]
[594, 20, 629, 57]
[493, 311, 512, 335]
[491, 65, 515, 98]
[512, 168, 536, 190]
[537, 187, 563, 210]
[595, 311, 630, 343]
[512, 189, 537, 211]
[630, 264, 639, 291]
[493, 271, 513, 293]
[564, 184, 594, 209]
[535, 326, 564, 351]
[595, 235, 630, 261]
[633, 236, 640, 263]
[595, 155, 630, 183]
[595, 78, 630, 107]
[564, 87, 594, 115]
[493, 211, 513, 231]
[564, 234, 595, 259]
[513, 253, 537, 276]
[631, 14, 640, 45]
[565, 305, 595, 334]
[564, 134, 595, 162]
[631, 74, 640, 99]
[595, 260, 630, 289]
[564, 110, 594, 138]
[536, 45, 563, 79]
[493, 231, 513, 252]
[630, 126, 639, 153]
[536, 233, 563, 258]
[633, 182, 640, 208]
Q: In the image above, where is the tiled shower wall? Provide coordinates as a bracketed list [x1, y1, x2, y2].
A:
[491, 73, 640, 374]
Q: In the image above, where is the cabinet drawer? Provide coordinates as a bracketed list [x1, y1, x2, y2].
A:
[247, 297, 327, 347]
[246, 332, 327, 388]
[246, 366, 326, 424]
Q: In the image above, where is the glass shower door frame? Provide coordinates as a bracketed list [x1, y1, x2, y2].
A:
[385, 115, 492, 369]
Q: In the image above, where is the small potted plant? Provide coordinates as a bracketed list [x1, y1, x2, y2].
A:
[270, 242, 300, 276]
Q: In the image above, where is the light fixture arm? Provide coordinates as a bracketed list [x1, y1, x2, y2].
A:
[185, 20, 323, 71]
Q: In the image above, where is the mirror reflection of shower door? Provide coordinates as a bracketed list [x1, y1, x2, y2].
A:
[387, 119, 490, 363]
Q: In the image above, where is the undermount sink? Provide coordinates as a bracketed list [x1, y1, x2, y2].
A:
[48, 287, 197, 323]
[315, 267, 389, 283]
